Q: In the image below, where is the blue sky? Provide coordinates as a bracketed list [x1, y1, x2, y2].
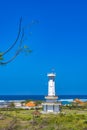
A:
[0, 0, 87, 95]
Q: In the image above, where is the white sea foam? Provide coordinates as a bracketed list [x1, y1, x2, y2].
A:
[59, 99, 73, 102]
[59, 99, 87, 102]
[79, 99, 87, 102]
[0, 100, 5, 102]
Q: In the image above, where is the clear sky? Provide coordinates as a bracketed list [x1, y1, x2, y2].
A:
[0, 0, 87, 95]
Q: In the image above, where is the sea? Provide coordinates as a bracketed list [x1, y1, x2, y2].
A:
[0, 95, 87, 105]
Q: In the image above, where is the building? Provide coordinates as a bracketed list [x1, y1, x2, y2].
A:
[25, 101, 36, 107]
[42, 73, 61, 113]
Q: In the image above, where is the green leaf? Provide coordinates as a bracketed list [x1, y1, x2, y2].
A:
[24, 45, 29, 49]
[0, 52, 4, 60]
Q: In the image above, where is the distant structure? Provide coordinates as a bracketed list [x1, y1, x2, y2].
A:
[42, 72, 61, 113]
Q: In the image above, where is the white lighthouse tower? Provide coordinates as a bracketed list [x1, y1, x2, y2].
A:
[48, 73, 56, 96]
[42, 72, 61, 113]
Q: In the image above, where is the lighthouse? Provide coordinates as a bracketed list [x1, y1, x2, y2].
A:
[42, 72, 61, 113]
[48, 73, 56, 96]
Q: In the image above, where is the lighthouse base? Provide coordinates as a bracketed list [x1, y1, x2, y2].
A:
[42, 102, 61, 114]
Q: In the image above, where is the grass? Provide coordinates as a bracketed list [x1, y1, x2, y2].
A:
[0, 107, 87, 129]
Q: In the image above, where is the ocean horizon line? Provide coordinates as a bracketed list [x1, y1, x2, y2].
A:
[0, 95, 87, 101]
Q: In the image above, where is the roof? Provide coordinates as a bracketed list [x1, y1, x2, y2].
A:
[25, 101, 36, 107]
[47, 73, 56, 77]
[74, 98, 85, 105]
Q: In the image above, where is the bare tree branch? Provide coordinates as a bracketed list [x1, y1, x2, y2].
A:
[2, 17, 22, 56]
[0, 28, 24, 65]
[0, 50, 20, 65]
[0, 18, 37, 65]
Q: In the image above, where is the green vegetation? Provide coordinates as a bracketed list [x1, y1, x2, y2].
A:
[0, 107, 87, 130]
